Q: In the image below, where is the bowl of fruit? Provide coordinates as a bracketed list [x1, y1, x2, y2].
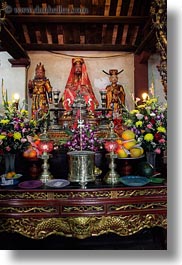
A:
[0, 172, 22, 186]
[115, 130, 144, 159]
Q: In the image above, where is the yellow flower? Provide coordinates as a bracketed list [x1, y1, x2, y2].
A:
[130, 109, 139, 114]
[157, 126, 166, 133]
[137, 104, 146, 109]
[0, 134, 6, 140]
[0, 119, 10, 125]
[146, 98, 158, 105]
[30, 120, 37, 126]
[21, 109, 28, 115]
[13, 132, 22, 140]
[135, 121, 143, 127]
[144, 133, 154, 142]
[20, 122, 24, 128]
[125, 119, 133, 126]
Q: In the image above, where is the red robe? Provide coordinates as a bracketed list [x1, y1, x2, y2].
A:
[61, 58, 98, 112]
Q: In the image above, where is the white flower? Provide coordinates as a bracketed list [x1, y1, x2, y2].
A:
[136, 113, 144, 120]
[135, 97, 141, 103]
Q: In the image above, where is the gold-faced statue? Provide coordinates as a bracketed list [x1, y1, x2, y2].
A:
[28, 62, 53, 119]
[103, 69, 125, 114]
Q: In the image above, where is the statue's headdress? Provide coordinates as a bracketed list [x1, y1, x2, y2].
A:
[36, 62, 45, 72]
[72, 57, 84, 66]
[102, 69, 124, 75]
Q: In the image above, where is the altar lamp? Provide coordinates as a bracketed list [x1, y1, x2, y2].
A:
[103, 121, 120, 185]
[38, 134, 54, 184]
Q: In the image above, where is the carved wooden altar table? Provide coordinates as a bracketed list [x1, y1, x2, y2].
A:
[0, 184, 167, 240]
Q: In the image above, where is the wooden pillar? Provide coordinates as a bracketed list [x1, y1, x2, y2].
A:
[134, 52, 150, 99]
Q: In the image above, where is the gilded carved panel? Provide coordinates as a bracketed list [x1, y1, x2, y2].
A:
[0, 214, 167, 239]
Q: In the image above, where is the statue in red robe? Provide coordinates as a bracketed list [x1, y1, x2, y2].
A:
[61, 58, 98, 115]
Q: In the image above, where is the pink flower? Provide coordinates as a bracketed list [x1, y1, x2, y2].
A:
[144, 116, 148, 120]
[147, 124, 153, 129]
[159, 138, 165, 144]
[5, 146, 11, 152]
[155, 148, 161, 154]
[21, 138, 27, 143]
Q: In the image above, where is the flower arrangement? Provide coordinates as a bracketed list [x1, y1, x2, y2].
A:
[0, 91, 38, 155]
[122, 96, 167, 154]
[64, 123, 104, 152]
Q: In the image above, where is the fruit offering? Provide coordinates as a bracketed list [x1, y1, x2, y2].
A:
[121, 130, 135, 140]
[22, 137, 44, 159]
[1, 172, 22, 186]
[23, 148, 38, 159]
[6, 171, 16, 179]
[115, 129, 144, 158]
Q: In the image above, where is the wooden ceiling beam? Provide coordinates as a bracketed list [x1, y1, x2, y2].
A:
[0, 21, 29, 59]
[135, 27, 155, 54]
[8, 58, 30, 67]
[23, 43, 136, 51]
[7, 15, 148, 24]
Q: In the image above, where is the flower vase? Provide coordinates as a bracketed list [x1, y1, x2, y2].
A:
[4, 154, 16, 173]
[146, 152, 156, 170]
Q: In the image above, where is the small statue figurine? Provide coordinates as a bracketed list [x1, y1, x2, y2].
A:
[60, 57, 99, 116]
[103, 69, 125, 115]
[28, 62, 53, 119]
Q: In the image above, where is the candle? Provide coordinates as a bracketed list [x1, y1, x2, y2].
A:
[142, 92, 148, 101]
[13, 93, 20, 102]
[43, 144, 48, 151]
[13, 93, 20, 110]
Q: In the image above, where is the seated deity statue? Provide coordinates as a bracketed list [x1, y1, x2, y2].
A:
[28, 62, 53, 120]
[103, 69, 125, 114]
[60, 57, 99, 116]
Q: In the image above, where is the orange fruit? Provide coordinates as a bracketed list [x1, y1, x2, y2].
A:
[6, 171, 16, 179]
[23, 150, 30, 158]
[116, 139, 123, 145]
[121, 130, 135, 140]
[130, 148, 142, 158]
[140, 147, 144, 155]
[28, 150, 37, 158]
[116, 147, 128, 158]
[123, 139, 137, 150]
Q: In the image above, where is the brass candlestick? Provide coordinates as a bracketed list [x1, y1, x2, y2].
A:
[38, 124, 53, 184]
[104, 152, 119, 185]
[49, 90, 65, 130]
[103, 121, 120, 185]
[39, 151, 53, 184]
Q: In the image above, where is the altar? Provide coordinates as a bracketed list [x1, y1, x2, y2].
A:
[0, 97, 167, 249]
[0, 89, 167, 248]
[0, 0, 168, 251]
[0, 182, 167, 241]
